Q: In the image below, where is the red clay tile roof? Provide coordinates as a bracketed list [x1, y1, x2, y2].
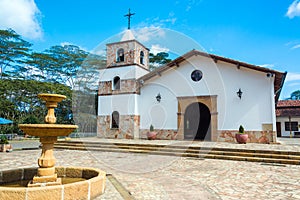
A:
[276, 100, 300, 117]
[277, 100, 300, 107]
[139, 50, 286, 102]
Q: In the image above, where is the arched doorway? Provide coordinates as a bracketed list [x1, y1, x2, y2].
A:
[184, 102, 211, 140]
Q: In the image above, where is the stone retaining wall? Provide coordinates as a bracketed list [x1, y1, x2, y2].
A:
[97, 115, 139, 139]
[217, 130, 277, 143]
[137, 129, 179, 140]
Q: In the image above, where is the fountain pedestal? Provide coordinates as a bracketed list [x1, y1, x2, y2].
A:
[29, 136, 61, 187]
[19, 94, 78, 187]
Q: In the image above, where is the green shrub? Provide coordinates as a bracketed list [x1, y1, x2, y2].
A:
[150, 124, 154, 132]
[238, 125, 245, 134]
[0, 135, 9, 144]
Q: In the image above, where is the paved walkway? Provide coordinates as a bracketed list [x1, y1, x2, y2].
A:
[1, 137, 300, 199]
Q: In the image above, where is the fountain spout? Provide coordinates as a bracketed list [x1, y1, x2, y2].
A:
[38, 93, 66, 124]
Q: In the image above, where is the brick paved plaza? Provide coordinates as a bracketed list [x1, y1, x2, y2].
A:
[1, 140, 300, 200]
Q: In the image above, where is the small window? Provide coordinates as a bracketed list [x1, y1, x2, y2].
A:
[191, 70, 203, 82]
[140, 51, 144, 65]
[111, 111, 119, 129]
[113, 76, 120, 90]
[117, 48, 124, 62]
[285, 121, 299, 131]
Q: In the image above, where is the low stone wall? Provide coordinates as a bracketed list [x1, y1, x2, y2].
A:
[140, 129, 178, 140]
[217, 130, 277, 143]
[0, 166, 106, 200]
[97, 116, 277, 143]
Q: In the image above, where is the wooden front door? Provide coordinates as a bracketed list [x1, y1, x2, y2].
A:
[184, 102, 211, 140]
[276, 122, 281, 137]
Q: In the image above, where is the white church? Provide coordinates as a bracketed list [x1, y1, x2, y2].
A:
[97, 25, 286, 143]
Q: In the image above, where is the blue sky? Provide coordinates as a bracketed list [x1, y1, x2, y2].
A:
[0, 0, 300, 99]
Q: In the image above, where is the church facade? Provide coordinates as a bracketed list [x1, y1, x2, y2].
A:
[97, 30, 286, 143]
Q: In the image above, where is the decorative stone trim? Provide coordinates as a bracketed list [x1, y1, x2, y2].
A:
[106, 40, 149, 70]
[106, 63, 150, 71]
[177, 96, 218, 141]
[140, 129, 178, 140]
[97, 115, 140, 139]
[98, 79, 140, 95]
[97, 113, 277, 143]
[217, 130, 277, 143]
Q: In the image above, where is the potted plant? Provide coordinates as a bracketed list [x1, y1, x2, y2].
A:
[0, 135, 12, 152]
[147, 124, 157, 140]
[235, 125, 248, 144]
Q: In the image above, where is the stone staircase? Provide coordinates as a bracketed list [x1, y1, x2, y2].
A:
[54, 140, 300, 165]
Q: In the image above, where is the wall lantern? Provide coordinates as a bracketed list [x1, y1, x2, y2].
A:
[156, 93, 161, 103]
[237, 88, 243, 99]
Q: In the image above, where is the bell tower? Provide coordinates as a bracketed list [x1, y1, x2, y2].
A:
[106, 8, 149, 70]
[106, 30, 149, 70]
[97, 9, 149, 139]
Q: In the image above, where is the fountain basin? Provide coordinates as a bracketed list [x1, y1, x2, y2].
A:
[38, 93, 66, 103]
[18, 124, 78, 137]
[0, 166, 106, 200]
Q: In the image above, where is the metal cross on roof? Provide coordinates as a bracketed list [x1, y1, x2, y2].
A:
[124, 8, 135, 30]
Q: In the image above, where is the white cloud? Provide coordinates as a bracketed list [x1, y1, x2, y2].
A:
[160, 18, 177, 25]
[285, 72, 300, 82]
[60, 42, 89, 52]
[159, 12, 177, 25]
[259, 64, 275, 68]
[0, 0, 43, 39]
[135, 12, 177, 32]
[186, 0, 202, 12]
[61, 42, 72, 47]
[291, 44, 300, 49]
[286, 0, 300, 18]
[133, 26, 166, 43]
[92, 49, 106, 56]
[150, 44, 170, 55]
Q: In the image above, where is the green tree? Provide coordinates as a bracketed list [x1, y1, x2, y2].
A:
[149, 52, 172, 71]
[288, 90, 300, 100]
[28, 44, 88, 87]
[0, 79, 73, 135]
[0, 29, 32, 79]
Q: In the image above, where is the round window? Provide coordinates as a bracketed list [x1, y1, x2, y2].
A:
[191, 70, 203, 82]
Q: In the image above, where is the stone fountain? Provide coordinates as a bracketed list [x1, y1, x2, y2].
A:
[0, 94, 106, 200]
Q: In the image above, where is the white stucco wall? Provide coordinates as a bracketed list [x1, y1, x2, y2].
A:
[277, 117, 300, 137]
[98, 94, 139, 116]
[98, 65, 148, 81]
[139, 55, 276, 131]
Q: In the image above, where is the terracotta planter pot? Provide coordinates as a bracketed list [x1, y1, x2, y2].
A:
[0, 144, 13, 152]
[235, 134, 248, 144]
[147, 132, 157, 140]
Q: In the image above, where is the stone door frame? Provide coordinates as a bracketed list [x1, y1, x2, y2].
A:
[177, 95, 218, 141]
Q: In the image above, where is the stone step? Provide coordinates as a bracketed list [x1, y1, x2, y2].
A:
[55, 141, 300, 157]
[54, 145, 300, 165]
[54, 141, 300, 165]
